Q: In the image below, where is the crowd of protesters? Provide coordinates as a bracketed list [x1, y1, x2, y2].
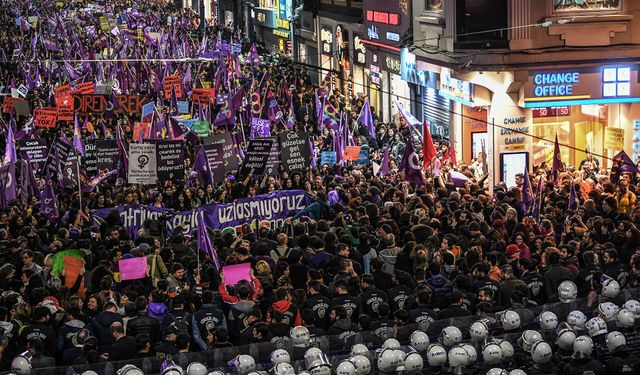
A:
[0, 0, 640, 375]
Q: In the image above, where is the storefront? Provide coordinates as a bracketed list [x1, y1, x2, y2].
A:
[522, 65, 638, 171]
[362, 0, 412, 122]
[296, 10, 317, 82]
[252, 0, 290, 53]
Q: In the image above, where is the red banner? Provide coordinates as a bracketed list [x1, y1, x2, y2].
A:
[71, 81, 95, 95]
[55, 84, 71, 105]
[57, 95, 74, 121]
[73, 94, 149, 115]
[343, 146, 363, 161]
[2, 97, 23, 113]
[192, 88, 215, 104]
[163, 75, 182, 99]
[132, 122, 151, 141]
[35, 108, 58, 128]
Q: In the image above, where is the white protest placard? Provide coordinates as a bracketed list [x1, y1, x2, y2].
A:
[127, 144, 158, 184]
[17, 85, 28, 98]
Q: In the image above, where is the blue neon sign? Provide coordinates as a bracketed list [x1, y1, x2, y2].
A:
[532, 72, 580, 97]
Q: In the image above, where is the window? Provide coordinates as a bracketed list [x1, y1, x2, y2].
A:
[455, 0, 508, 49]
[602, 66, 630, 97]
[425, 0, 443, 12]
[554, 0, 621, 12]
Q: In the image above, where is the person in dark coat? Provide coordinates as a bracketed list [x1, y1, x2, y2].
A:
[27, 338, 55, 371]
[89, 302, 123, 351]
[126, 296, 161, 345]
[105, 322, 136, 361]
[544, 252, 574, 298]
[438, 290, 472, 319]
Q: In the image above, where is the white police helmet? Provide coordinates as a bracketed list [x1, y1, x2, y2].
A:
[469, 320, 489, 341]
[556, 325, 577, 351]
[336, 360, 356, 375]
[187, 363, 208, 375]
[509, 370, 527, 375]
[598, 302, 620, 322]
[567, 310, 587, 329]
[393, 350, 406, 367]
[462, 344, 478, 365]
[297, 372, 311, 375]
[572, 336, 593, 359]
[234, 355, 257, 375]
[309, 365, 332, 375]
[448, 346, 470, 367]
[602, 278, 620, 298]
[404, 353, 423, 374]
[486, 369, 508, 375]
[518, 330, 542, 353]
[351, 344, 369, 357]
[350, 355, 371, 375]
[118, 365, 145, 375]
[426, 344, 447, 367]
[11, 355, 31, 375]
[482, 342, 503, 366]
[304, 348, 323, 366]
[538, 311, 558, 331]
[501, 310, 521, 331]
[558, 281, 577, 303]
[377, 348, 401, 372]
[161, 360, 185, 375]
[275, 363, 296, 375]
[617, 308, 635, 328]
[498, 340, 514, 361]
[531, 341, 552, 364]
[586, 317, 608, 337]
[439, 326, 462, 347]
[271, 349, 291, 365]
[410, 330, 430, 352]
[382, 338, 401, 350]
[606, 331, 627, 352]
[82, 372, 99, 375]
[290, 326, 310, 346]
[208, 371, 226, 375]
[623, 300, 640, 318]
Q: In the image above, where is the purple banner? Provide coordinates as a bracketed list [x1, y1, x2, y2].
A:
[90, 190, 313, 238]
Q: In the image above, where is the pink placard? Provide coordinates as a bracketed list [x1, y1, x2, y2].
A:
[222, 263, 251, 285]
[119, 257, 148, 280]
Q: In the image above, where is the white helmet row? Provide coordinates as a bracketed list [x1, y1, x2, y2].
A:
[567, 310, 587, 330]
[448, 346, 470, 367]
[531, 341, 552, 364]
[586, 317, 608, 337]
[376, 348, 402, 372]
[556, 324, 577, 351]
[350, 355, 371, 375]
[351, 344, 369, 357]
[558, 281, 578, 303]
[271, 349, 291, 365]
[623, 300, 640, 318]
[500, 310, 521, 331]
[187, 363, 208, 375]
[538, 311, 558, 331]
[463, 344, 478, 365]
[233, 355, 257, 375]
[410, 330, 430, 352]
[118, 365, 144, 375]
[11, 354, 31, 375]
[336, 360, 356, 375]
[439, 326, 462, 347]
[470, 320, 490, 341]
[382, 338, 401, 350]
[486, 369, 509, 375]
[404, 353, 424, 374]
[270, 363, 295, 375]
[498, 340, 514, 361]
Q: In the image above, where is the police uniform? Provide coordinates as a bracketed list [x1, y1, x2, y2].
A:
[520, 270, 545, 305]
[563, 357, 605, 375]
[304, 293, 331, 330]
[387, 284, 412, 313]
[360, 286, 388, 317]
[330, 294, 360, 322]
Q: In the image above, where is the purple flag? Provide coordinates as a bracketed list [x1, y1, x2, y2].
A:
[4, 124, 16, 165]
[17, 159, 38, 204]
[569, 179, 578, 211]
[247, 43, 260, 65]
[0, 163, 16, 208]
[15, 117, 36, 141]
[265, 89, 282, 123]
[213, 95, 235, 126]
[286, 96, 295, 130]
[449, 170, 469, 188]
[230, 87, 245, 112]
[521, 167, 534, 214]
[613, 150, 640, 175]
[379, 146, 390, 177]
[250, 117, 271, 139]
[40, 170, 59, 220]
[357, 97, 376, 140]
[73, 114, 85, 156]
[399, 141, 425, 185]
[551, 134, 561, 184]
[197, 210, 219, 269]
[191, 146, 213, 187]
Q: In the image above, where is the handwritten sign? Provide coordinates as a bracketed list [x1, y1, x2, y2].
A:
[321, 151, 337, 166]
[177, 101, 189, 114]
[35, 108, 58, 128]
[222, 263, 251, 285]
[119, 257, 148, 280]
[71, 81, 95, 95]
[57, 95, 74, 121]
[192, 88, 215, 104]
[605, 128, 624, 151]
[3, 97, 23, 113]
[163, 75, 182, 99]
[133, 122, 151, 141]
[343, 146, 362, 161]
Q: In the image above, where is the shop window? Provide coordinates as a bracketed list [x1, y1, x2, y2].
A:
[554, 0, 621, 12]
[425, 0, 443, 12]
[455, 0, 508, 49]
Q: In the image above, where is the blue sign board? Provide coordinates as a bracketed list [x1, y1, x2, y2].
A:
[320, 151, 337, 167]
[355, 148, 369, 165]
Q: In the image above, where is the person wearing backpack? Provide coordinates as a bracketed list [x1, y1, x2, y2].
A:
[270, 233, 291, 263]
[163, 295, 192, 335]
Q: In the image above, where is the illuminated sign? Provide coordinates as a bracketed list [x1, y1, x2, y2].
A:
[254, 8, 277, 29]
[532, 106, 570, 118]
[524, 65, 640, 108]
[439, 70, 475, 106]
[634, 120, 640, 163]
[366, 10, 400, 25]
[354, 35, 366, 65]
[533, 72, 580, 97]
[320, 26, 332, 54]
[363, 0, 411, 44]
[370, 64, 381, 85]
[385, 56, 401, 74]
[273, 29, 289, 38]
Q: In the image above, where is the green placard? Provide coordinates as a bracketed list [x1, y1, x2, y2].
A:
[192, 120, 210, 138]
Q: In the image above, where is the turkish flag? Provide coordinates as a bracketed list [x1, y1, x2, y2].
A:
[422, 121, 437, 169]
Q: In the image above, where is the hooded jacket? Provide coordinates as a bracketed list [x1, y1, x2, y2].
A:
[148, 302, 168, 327]
[267, 300, 302, 327]
[89, 310, 122, 350]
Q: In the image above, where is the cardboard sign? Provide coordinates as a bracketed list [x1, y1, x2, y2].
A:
[64, 256, 85, 298]
[222, 263, 251, 285]
[132, 122, 151, 141]
[355, 148, 370, 165]
[192, 88, 215, 104]
[203, 143, 226, 183]
[18, 138, 48, 173]
[177, 101, 189, 114]
[156, 141, 185, 182]
[35, 108, 58, 128]
[192, 120, 210, 138]
[17, 84, 28, 98]
[119, 257, 148, 280]
[56, 95, 74, 121]
[242, 138, 274, 176]
[127, 143, 158, 184]
[605, 128, 625, 151]
[55, 84, 71, 105]
[71, 81, 95, 95]
[207, 132, 241, 173]
[141, 102, 155, 120]
[343, 146, 362, 161]
[3, 97, 23, 113]
[163, 75, 182, 99]
[280, 132, 310, 173]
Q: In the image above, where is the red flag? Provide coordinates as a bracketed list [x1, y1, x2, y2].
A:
[422, 121, 437, 169]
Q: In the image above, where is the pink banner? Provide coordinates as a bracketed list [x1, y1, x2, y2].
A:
[222, 263, 251, 285]
[119, 257, 148, 280]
